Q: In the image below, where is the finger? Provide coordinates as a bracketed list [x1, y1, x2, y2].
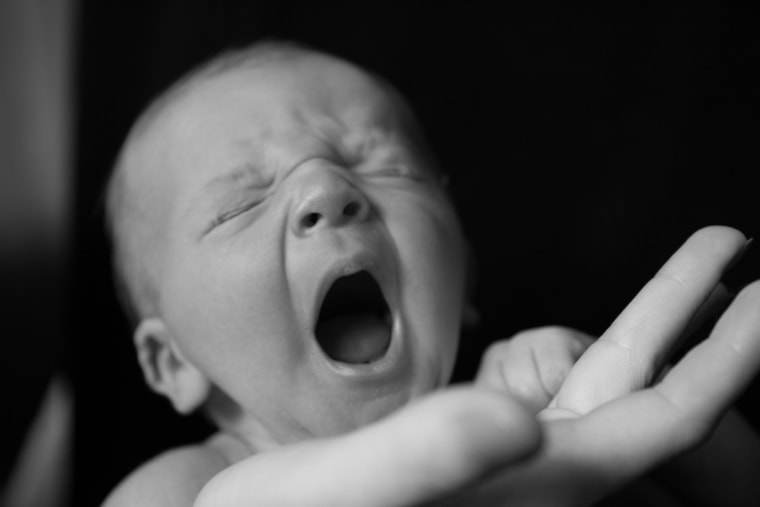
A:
[644, 282, 736, 387]
[673, 282, 734, 352]
[476, 338, 548, 412]
[476, 329, 595, 414]
[196, 387, 542, 507]
[554, 226, 748, 413]
[531, 329, 595, 396]
[654, 279, 760, 423]
[548, 280, 760, 480]
[603, 226, 747, 373]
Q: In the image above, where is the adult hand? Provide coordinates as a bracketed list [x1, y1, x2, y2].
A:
[195, 387, 542, 507]
[457, 226, 760, 506]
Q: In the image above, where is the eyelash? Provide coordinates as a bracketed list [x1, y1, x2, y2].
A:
[210, 200, 261, 230]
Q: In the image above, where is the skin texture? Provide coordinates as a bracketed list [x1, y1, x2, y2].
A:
[103, 47, 760, 507]
[118, 52, 468, 448]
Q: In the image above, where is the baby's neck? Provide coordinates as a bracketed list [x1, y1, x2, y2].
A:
[205, 431, 257, 464]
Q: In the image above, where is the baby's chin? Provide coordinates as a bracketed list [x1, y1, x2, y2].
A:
[301, 367, 447, 442]
[299, 334, 454, 441]
[229, 394, 411, 451]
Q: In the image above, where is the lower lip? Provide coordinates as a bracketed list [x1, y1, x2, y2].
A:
[317, 314, 407, 381]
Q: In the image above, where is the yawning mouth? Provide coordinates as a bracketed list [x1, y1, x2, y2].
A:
[315, 271, 392, 364]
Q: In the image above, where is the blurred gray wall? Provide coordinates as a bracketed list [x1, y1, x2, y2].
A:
[0, 1, 76, 506]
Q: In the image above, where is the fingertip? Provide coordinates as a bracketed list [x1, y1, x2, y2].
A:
[734, 278, 760, 298]
[714, 279, 760, 343]
[421, 386, 543, 469]
[689, 225, 747, 252]
[725, 280, 760, 352]
[659, 278, 760, 433]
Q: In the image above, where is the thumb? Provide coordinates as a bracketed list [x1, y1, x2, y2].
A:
[196, 386, 542, 507]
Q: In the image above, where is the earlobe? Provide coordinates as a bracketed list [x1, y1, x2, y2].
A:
[134, 318, 211, 414]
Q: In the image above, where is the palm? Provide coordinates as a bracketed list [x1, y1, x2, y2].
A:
[524, 226, 760, 501]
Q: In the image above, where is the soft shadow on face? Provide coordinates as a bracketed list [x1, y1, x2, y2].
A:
[128, 53, 469, 448]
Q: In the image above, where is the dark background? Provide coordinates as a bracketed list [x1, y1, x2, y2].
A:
[68, 1, 759, 505]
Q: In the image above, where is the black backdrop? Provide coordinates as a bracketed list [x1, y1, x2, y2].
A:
[72, 2, 760, 505]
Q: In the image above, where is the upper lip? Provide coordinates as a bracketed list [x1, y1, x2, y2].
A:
[306, 244, 409, 379]
[312, 251, 391, 334]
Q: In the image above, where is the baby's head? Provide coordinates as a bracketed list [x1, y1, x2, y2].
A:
[107, 41, 470, 448]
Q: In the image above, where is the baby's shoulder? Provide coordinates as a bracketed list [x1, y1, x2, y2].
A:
[101, 440, 231, 507]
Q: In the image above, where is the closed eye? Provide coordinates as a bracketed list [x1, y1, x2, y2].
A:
[357, 145, 428, 182]
[371, 166, 410, 177]
[364, 164, 427, 181]
[207, 200, 262, 232]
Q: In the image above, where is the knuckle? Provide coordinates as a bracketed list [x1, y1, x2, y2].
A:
[483, 339, 513, 361]
[512, 326, 570, 345]
[531, 326, 590, 352]
[540, 326, 577, 342]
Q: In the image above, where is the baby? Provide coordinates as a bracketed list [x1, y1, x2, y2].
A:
[103, 41, 760, 506]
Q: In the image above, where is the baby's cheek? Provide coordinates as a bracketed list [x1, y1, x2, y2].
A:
[406, 222, 466, 379]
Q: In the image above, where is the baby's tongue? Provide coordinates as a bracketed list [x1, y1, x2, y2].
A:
[316, 312, 391, 364]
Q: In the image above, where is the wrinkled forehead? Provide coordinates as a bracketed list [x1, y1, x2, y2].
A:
[127, 54, 423, 179]
[119, 52, 429, 222]
[171, 55, 415, 146]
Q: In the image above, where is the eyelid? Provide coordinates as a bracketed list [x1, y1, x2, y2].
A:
[355, 142, 428, 181]
[368, 165, 415, 178]
[360, 162, 430, 182]
[207, 199, 263, 232]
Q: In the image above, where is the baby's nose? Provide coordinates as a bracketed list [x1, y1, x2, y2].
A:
[289, 167, 370, 236]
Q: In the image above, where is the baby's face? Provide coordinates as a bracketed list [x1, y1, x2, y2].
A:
[130, 54, 467, 446]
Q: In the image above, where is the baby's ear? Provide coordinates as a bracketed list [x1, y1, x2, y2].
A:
[134, 318, 211, 414]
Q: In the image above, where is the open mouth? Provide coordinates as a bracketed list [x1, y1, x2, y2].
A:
[315, 271, 392, 365]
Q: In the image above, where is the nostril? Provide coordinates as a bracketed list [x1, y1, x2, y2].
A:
[343, 201, 361, 218]
[302, 212, 321, 229]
